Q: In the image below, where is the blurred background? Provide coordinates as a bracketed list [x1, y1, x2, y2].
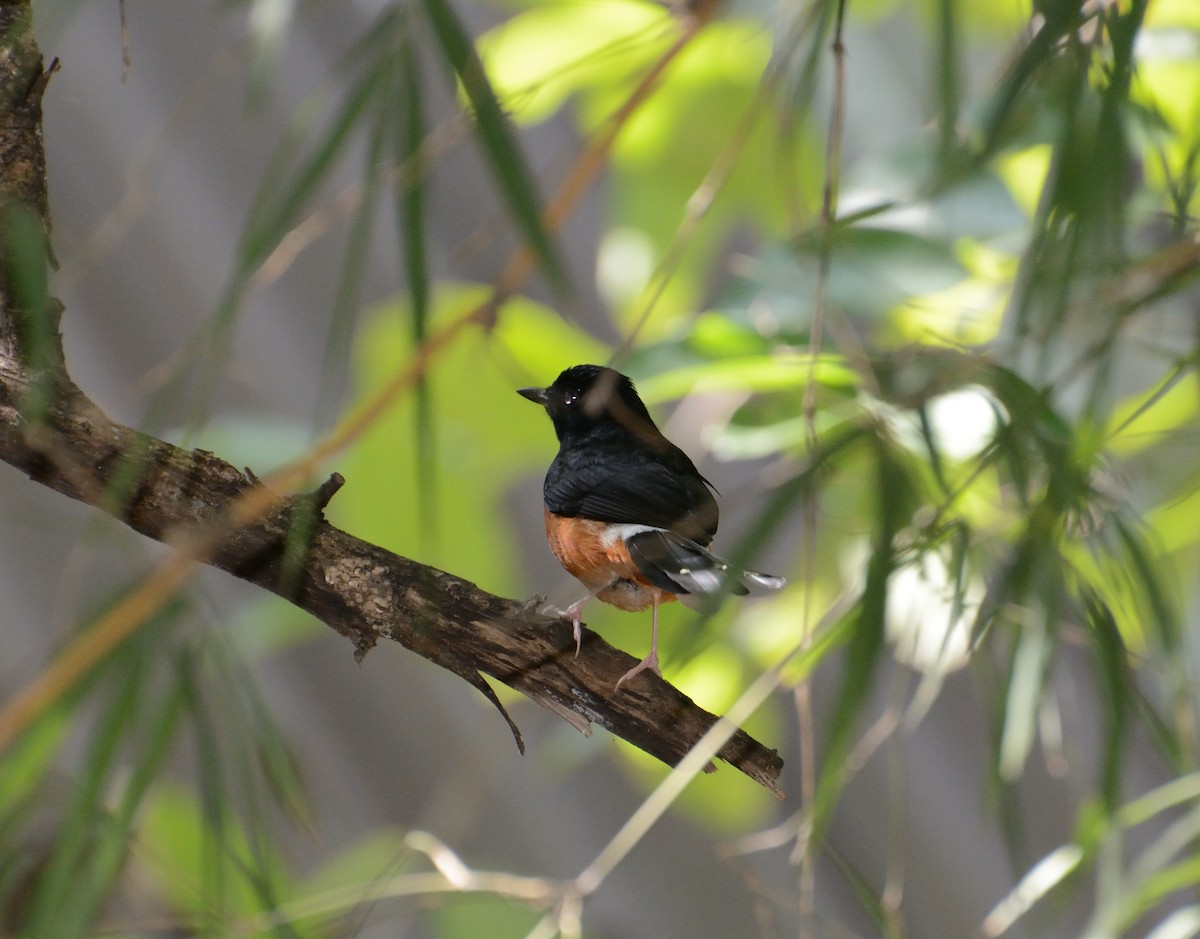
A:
[2, 0, 1199, 936]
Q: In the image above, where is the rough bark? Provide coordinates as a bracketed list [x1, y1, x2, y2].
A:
[0, 1, 783, 796]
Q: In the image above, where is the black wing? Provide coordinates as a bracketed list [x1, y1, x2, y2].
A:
[544, 444, 718, 543]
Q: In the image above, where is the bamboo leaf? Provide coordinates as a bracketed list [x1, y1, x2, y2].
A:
[422, 0, 566, 291]
[813, 437, 908, 830]
[236, 54, 393, 281]
[23, 640, 150, 936]
[317, 51, 391, 429]
[60, 675, 186, 938]
[1112, 514, 1180, 655]
[981, 844, 1084, 937]
[999, 606, 1050, 782]
[1146, 907, 1200, 939]
[1081, 588, 1131, 811]
[397, 19, 438, 544]
[977, 0, 1085, 159]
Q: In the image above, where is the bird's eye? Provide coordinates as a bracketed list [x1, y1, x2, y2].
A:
[563, 392, 578, 406]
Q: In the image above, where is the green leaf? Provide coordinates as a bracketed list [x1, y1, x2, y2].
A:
[62, 675, 186, 939]
[998, 605, 1050, 781]
[1081, 590, 1131, 810]
[23, 638, 151, 937]
[422, 0, 567, 291]
[635, 352, 857, 404]
[237, 47, 393, 280]
[184, 13, 403, 425]
[318, 51, 392, 428]
[478, 1, 670, 125]
[0, 704, 69, 822]
[433, 895, 542, 939]
[812, 438, 909, 830]
[1112, 514, 1180, 655]
[397, 19, 438, 544]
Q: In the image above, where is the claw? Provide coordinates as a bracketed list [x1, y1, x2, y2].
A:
[563, 603, 583, 657]
[615, 650, 661, 689]
[546, 597, 587, 656]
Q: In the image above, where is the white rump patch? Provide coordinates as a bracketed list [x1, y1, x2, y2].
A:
[599, 523, 662, 547]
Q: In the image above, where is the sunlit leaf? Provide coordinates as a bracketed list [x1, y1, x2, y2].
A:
[479, 0, 670, 124]
[1106, 368, 1200, 456]
[981, 843, 1084, 937]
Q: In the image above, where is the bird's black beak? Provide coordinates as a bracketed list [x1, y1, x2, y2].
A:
[517, 386, 550, 407]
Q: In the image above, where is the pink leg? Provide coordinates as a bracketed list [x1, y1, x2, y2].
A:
[560, 596, 587, 656]
[551, 579, 625, 656]
[549, 589, 604, 656]
[616, 595, 662, 689]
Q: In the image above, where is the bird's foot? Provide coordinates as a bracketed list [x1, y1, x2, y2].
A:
[566, 606, 583, 657]
[615, 651, 661, 690]
[545, 601, 585, 656]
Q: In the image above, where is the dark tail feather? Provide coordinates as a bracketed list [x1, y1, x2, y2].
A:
[626, 530, 787, 597]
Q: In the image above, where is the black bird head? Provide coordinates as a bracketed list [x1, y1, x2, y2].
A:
[518, 364, 659, 444]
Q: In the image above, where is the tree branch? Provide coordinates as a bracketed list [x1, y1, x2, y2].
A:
[0, 2, 783, 796]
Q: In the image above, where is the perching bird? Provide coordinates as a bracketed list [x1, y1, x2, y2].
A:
[519, 364, 786, 688]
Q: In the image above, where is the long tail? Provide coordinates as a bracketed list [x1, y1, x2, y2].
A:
[626, 529, 786, 597]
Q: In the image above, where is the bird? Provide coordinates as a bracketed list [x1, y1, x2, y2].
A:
[519, 364, 786, 688]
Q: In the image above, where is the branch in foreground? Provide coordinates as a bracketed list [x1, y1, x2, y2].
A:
[0, 366, 784, 795]
[0, 0, 782, 795]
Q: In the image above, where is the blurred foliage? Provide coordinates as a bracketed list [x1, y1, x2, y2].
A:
[335, 284, 604, 575]
[3, 0, 1200, 936]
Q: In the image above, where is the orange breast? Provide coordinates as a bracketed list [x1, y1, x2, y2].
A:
[543, 509, 677, 612]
